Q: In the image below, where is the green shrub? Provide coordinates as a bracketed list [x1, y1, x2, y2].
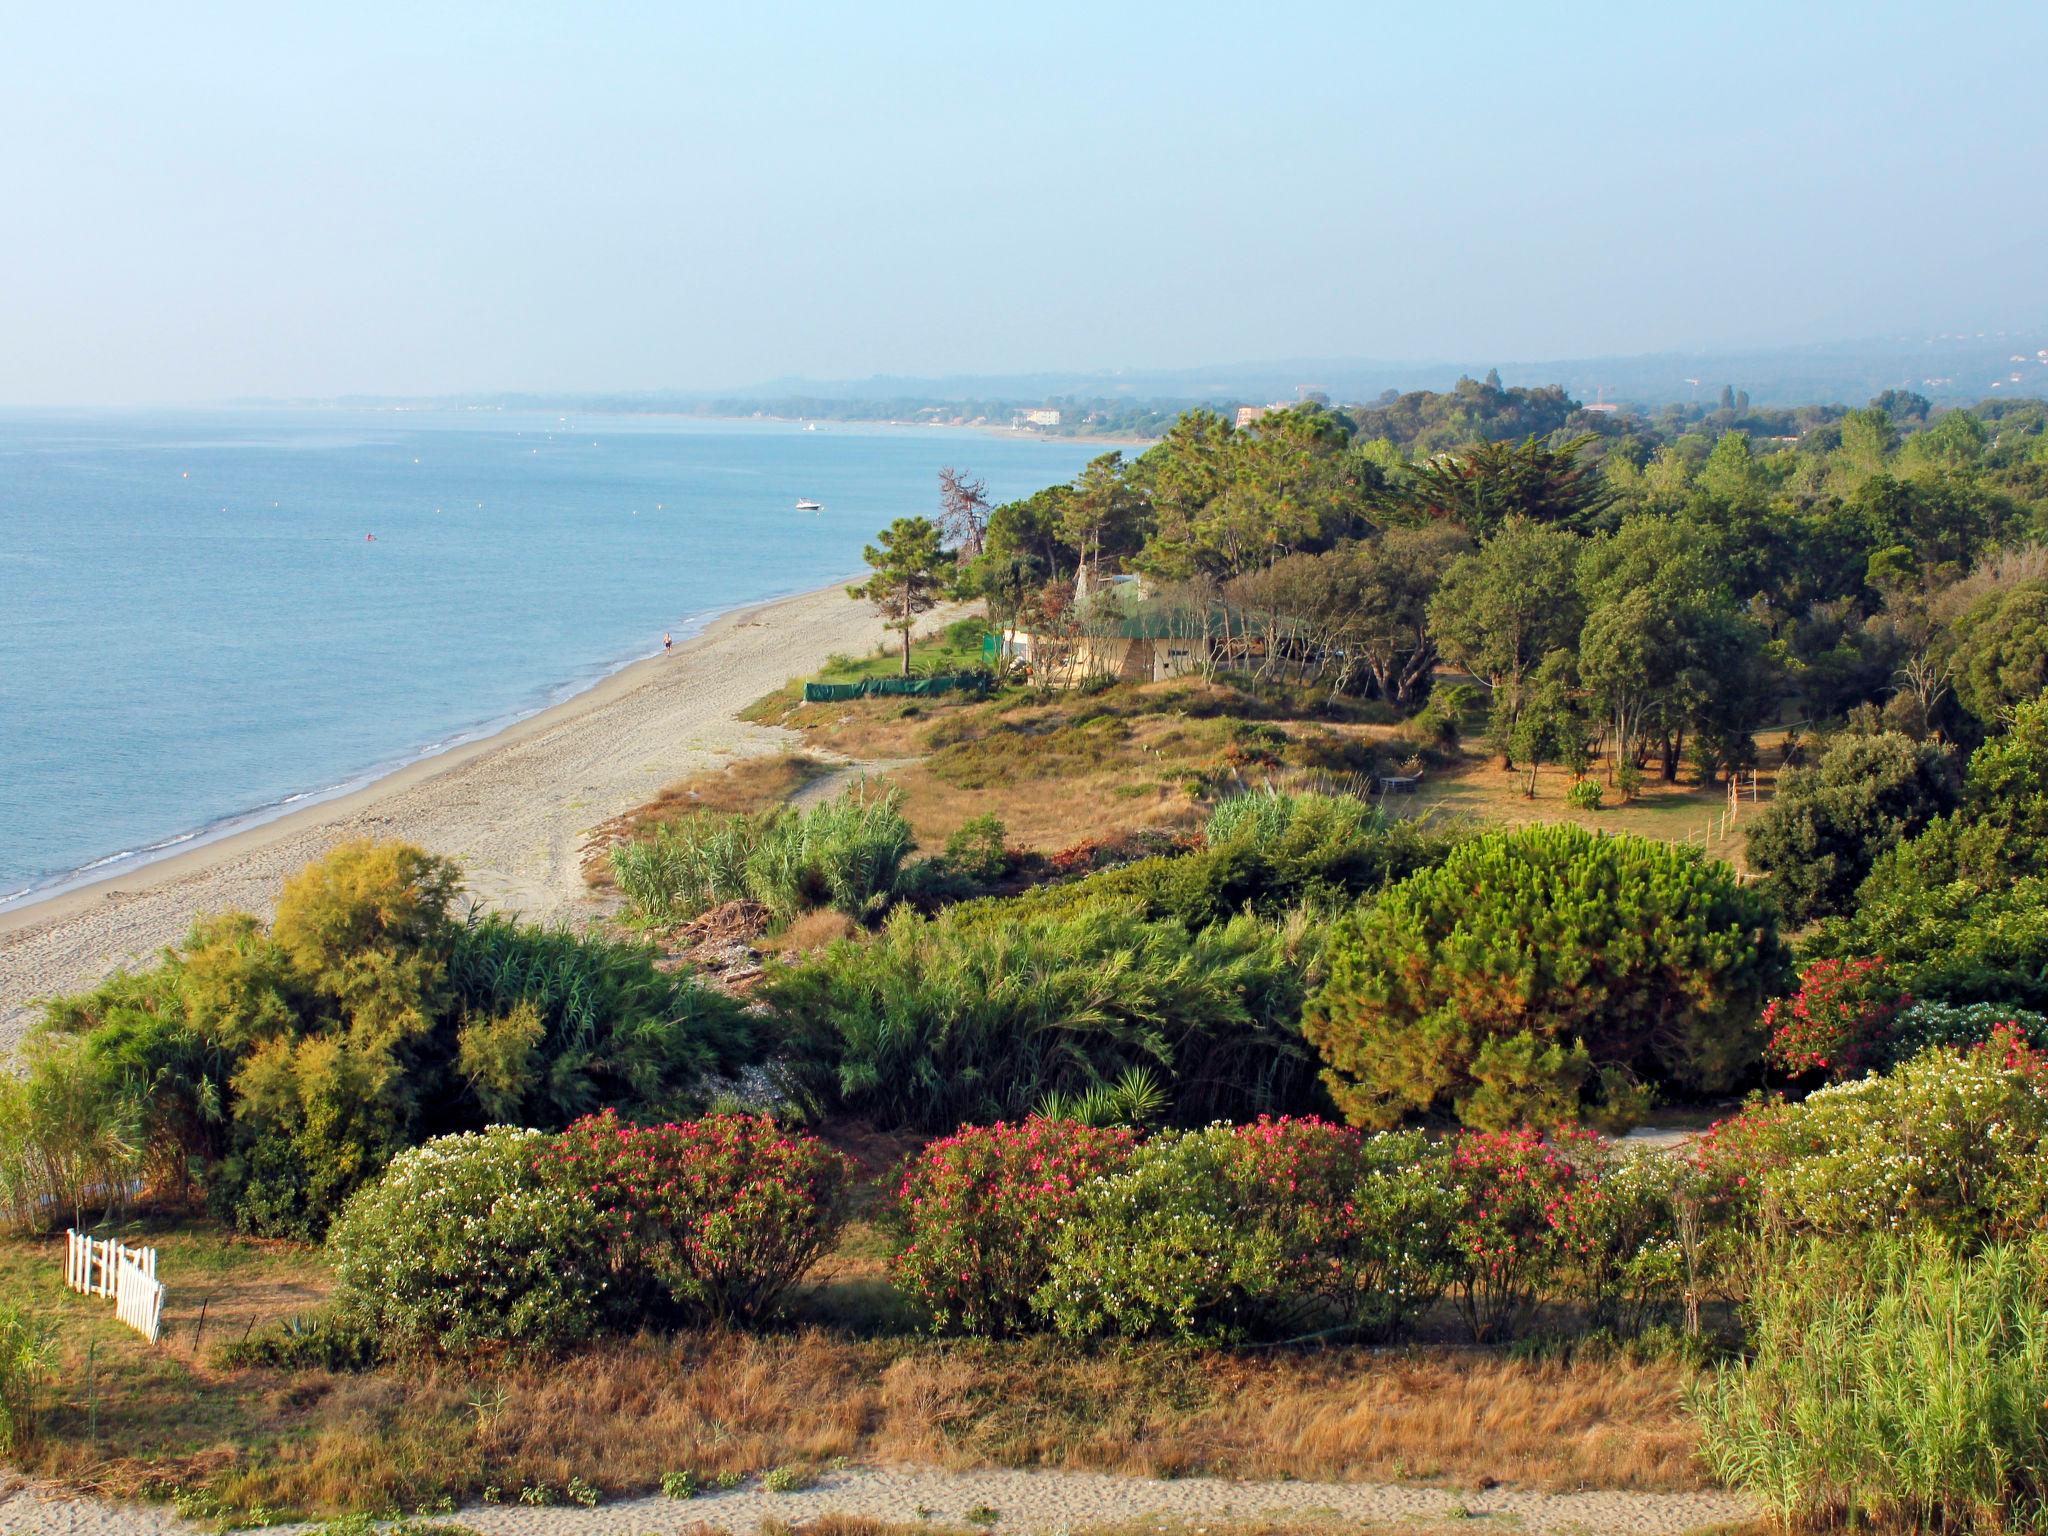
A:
[1812, 699, 2048, 1008]
[763, 903, 1324, 1131]
[1691, 1238, 2048, 1533]
[941, 814, 1012, 885]
[30, 840, 765, 1241]
[1743, 732, 1959, 925]
[1036, 1119, 1455, 1343]
[611, 785, 915, 925]
[1306, 824, 1789, 1129]
[0, 1301, 54, 1454]
[1888, 998, 2046, 1061]
[446, 914, 756, 1124]
[1564, 777, 1603, 811]
[214, 1313, 381, 1371]
[328, 1127, 607, 1356]
[538, 1111, 853, 1325]
[961, 793, 1461, 934]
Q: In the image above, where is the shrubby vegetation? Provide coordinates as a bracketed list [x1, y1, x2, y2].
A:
[763, 901, 1322, 1130]
[1306, 824, 1789, 1131]
[16, 839, 760, 1239]
[328, 1127, 608, 1356]
[891, 1119, 1138, 1336]
[1036, 1119, 1456, 1344]
[1811, 698, 2048, 1007]
[539, 1110, 853, 1325]
[1693, 1240, 2048, 1534]
[609, 784, 915, 926]
[1744, 732, 1959, 925]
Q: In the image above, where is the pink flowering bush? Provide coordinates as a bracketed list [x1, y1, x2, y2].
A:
[891, 1119, 1138, 1336]
[1760, 957, 1905, 1080]
[1038, 1117, 1456, 1342]
[540, 1110, 854, 1325]
[1444, 1126, 1603, 1342]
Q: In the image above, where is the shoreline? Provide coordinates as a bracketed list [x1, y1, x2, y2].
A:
[0, 580, 884, 1052]
[0, 585, 837, 923]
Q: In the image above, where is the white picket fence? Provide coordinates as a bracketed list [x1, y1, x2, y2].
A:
[64, 1230, 164, 1343]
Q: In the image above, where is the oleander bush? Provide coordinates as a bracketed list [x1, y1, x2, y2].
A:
[328, 1127, 608, 1356]
[1035, 1118, 1457, 1343]
[891, 1119, 1140, 1336]
[1760, 956, 1906, 1080]
[1766, 1041, 2048, 1247]
[1306, 824, 1791, 1130]
[609, 784, 915, 925]
[539, 1110, 854, 1325]
[763, 902, 1325, 1130]
[1444, 1126, 1603, 1343]
[1692, 1238, 2048, 1534]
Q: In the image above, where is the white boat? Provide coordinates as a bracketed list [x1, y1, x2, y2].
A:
[795, 499, 823, 511]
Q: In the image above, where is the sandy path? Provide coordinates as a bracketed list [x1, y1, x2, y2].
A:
[0, 585, 890, 1054]
[0, 1466, 1756, 1536]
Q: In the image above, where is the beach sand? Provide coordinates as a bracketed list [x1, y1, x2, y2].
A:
[0, 1466, 1757, 1536]
[0, 583, 888, 1055]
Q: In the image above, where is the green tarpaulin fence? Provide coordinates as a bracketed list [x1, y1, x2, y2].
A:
[803, 674, 989, 702]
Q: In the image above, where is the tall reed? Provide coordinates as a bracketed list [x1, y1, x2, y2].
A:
[1689, 1236, 2048, 1533]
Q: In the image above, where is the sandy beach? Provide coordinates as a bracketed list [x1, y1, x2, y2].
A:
[0, 582, 886, 1055]
[0, 1466, 1757, 1536]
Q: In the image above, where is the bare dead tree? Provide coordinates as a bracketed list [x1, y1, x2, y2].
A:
[937, 466, 991, 559]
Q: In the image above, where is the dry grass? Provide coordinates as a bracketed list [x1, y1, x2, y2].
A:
[1407, 741, 1788, 870]
[2, 1219, 1704, 1518]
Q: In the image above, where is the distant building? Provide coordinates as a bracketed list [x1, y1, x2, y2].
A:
[1235, 405, 1267, 428]
[1581, 401, 1622, 414]
[1018, 407, 1062, 428]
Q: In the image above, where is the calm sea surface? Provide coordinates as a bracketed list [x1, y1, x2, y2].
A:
[0, 409, 1099, 904]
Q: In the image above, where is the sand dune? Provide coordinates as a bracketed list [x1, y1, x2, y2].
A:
[0, 584, 890, 1054]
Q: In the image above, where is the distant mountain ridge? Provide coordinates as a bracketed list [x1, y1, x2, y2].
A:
[276, 331, 2048, 417]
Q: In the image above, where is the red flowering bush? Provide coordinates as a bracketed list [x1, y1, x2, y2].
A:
[540, 1110, 853, 1324]
[1445, 1126, 1602, 1342]
[1761, 958, 1905, 1080]
[892, 1119, 1137, 1335]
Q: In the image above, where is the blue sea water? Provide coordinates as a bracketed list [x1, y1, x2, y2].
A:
[0, 409, 1101, 904]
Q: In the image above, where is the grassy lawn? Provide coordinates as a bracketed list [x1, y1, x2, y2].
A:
[1, 1213, 1705, 1519]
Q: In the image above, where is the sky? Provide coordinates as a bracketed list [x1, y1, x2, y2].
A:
[3, 1, 2045, 405]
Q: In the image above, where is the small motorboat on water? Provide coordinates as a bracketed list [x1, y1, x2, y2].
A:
[795, 499, 823, 511]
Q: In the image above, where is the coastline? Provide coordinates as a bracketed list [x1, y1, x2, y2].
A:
[0, 580, 881, 1053]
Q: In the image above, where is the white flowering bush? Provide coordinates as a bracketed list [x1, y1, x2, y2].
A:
[1034, 1118, 1455, 1342]
[327, 1126, 608, 1355]
[1768, 1046, 2048, 1246]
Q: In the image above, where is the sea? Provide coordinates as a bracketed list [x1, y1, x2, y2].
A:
[0, 408, 1102, 908]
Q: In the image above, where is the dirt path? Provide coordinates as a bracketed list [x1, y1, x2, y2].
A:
[0, 1466, 1756, 1536]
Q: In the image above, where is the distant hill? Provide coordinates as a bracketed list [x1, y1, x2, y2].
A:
[283, 331, 2048, 428]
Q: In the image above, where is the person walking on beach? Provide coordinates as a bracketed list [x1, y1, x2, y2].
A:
[663, 632, 672, 655]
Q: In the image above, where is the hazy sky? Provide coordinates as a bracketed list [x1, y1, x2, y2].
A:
[5, 2, 2044, 404]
